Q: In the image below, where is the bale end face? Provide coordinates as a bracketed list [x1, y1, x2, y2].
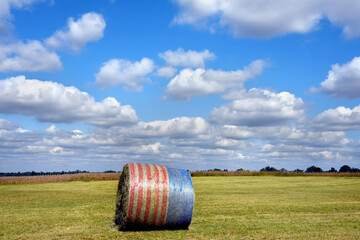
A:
[114, 164, 130, 230]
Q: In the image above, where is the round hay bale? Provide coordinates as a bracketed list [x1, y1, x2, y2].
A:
[115, 163, 194, 231]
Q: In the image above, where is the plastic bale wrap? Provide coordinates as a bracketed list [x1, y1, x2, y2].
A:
[115, 163, 194, 231]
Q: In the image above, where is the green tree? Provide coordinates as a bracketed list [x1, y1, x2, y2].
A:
[260, 166, 278, 172]
[339, 165, 352, 172]
[306, 165, 323, 173]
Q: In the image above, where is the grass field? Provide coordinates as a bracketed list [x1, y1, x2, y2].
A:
[0, 176, 359, 239]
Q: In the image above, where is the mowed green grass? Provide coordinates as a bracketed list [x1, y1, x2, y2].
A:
[0, 177, 359, 239]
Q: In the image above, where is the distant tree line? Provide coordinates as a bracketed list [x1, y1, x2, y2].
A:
[258, 165, 360, 173]
[260, 166, 287, 172]
[205, 165, 360, 173]
[207, 168, 229, 172]
[0, 170, 89, 177]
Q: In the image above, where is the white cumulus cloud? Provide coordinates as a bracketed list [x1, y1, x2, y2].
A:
[209, 88, 306, 126]
[135, 117, 213, 138]
[0, 76, 138, 127]
[0, 0, 43, 34]
[172, 0, 360, 38]
[0, 40, 62, 72]
[314, 105, 360, 131]
[159, 48, 215, 68]
[0, 118, 19, 130]
[0, 114, 359, 172]
[1, 11, 106, 73]
[102, 117, 213, 140]
[95, 57, 154, 90]
[313, 57, 360, 99]
[323, 0, 360, 39]
[165, 59, 267, 101]
[45, 12, 106, 52]
[157, 66, 178, 78]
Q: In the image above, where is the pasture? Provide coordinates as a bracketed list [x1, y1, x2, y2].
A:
[0, 176, 359, 239]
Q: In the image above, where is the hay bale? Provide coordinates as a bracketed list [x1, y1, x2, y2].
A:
[115, 163, 194, 231]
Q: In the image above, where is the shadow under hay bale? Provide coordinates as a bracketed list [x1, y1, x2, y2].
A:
[115, 163, 194, 231]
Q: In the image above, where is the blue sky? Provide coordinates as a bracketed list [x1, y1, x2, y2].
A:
[0, 0, 359, 172]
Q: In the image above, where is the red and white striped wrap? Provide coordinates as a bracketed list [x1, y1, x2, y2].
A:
[127, 163, 169, 226]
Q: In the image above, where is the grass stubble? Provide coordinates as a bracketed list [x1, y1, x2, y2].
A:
[0, 176, 359, 239]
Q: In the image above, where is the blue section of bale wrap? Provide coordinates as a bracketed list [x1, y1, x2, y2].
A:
[166, 167, 194, 228]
